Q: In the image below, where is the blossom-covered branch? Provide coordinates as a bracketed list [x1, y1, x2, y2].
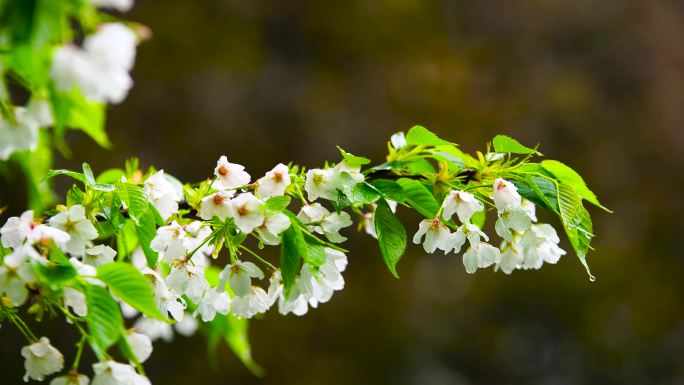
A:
[0, 126, 609, 384]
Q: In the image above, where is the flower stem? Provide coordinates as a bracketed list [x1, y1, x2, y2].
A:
[238, 245, 276, 271]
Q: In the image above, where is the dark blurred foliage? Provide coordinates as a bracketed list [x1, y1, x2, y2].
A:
[2, 0, 684, 384]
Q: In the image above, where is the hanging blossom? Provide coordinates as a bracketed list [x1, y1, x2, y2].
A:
[21, 337, 64, 381]
[51, 23, 139, 104]
[304, 160, 365, 202]
[297, 203, 353, 243]
[0, 98, 54, 160]
[144, 170, 181, 221]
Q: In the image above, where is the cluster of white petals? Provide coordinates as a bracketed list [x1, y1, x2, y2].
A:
[0, 98, 54, 160]
[304, 161, 364, 201]
[412, 179, 566, 274]
[51, 23, 138, 104]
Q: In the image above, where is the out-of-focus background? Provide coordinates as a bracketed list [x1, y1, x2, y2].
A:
[2, 0, 684, 384]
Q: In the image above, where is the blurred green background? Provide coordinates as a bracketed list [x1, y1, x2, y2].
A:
[2, 0, 684, 384]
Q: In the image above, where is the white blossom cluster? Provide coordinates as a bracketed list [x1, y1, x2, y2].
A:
[0, 207, 152, 384]
[0, 137, 578, 384]
[0, 97, 54, 160]
[0, 152, 360, 383]
[410, 178, 566, 274]
[0, 0, 139, 161]
[51, 23, 138, 104]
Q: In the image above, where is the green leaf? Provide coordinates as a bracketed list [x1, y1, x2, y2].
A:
[203, 314, 263, 376]
[66, 185, 85, 206]
[86, 285, 124, 357]
[266, 195, 292, 212]
[42, 169, 86, 184]
[401, 158, 435, 176]
[556, 185, 595, 280]
[135, 209, 159, 268]
[337, 146, 371, 166]
[541, 160, 610, 212]
[34, 248, 77, 288]
[117, 183, 149, 223]
[374, 199, 407, 278]
[51, 88, 108, 149]
[396, 178, 439, 218]
[371, 179, 406, 203]
[96, 168, 125, 184]
[82, 163, 96, 186]
[557, 183, 581, 231]
[279, 226, 302, 295]
[492, 135, 539, 155]
[350, 182, 381, 204]
[470, 209, 486, 228]
[97, 262, 169, 321]
[513, 177, 559, 213]
[405, 125, 453, 147]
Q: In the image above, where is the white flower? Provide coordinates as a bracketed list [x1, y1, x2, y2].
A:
[199, 191, 234, 221]
[495, 200, 536, 242]
[266, 271, 308, 316]
[82, 245, 117, 267]
[219, 260, 264, 297]
[139, 267, 186, 321]
[333, 160, 365, 185]
[300, 248, 347, 308]
[84, 23, 137, 71]
[412, 219, 451, 254]
[91, 361, 150, 385]
[51, 24, 138, 104]
[89, 0, 134, 12]
[277, 280, 310, 316]
[26, 96, 54, 127]
[257, 163, 291, 198]
[64, 287, 88, 317]
[182, 221, 213, 260]
[304, 168, 337, 201]
[150, 221, 187, 263]
[173, 314, 198, 337]
[449, 223, 489, 254]
[214, 156, 251, 190]
[1, 210, 34, 248]
[165, 263, 208, 304]
[0, 107, 41, 160]
[230, 193, 265, 233]
[391, 131, 407, 149]
[144, 170, 180, 221]
[320, 212, 353, 243]
[0, 247, 39, 306]
[231, 286, 271, 319]
[21, 337, 64, 381]
[254, 212, 291, 245]
[462, 243, 501, 274]
[520, 224, 566, 269]
[492, 178, 522, 211]
[49, 205, 98, 255]
[125, 332, 152, 363]
[193, 288, 231, 322]
[297, 204, 352, 243]
[498, 240, 524, 274]
[132, 318, 173, 343]
[30, 224, 71, 250]
[50, 373, 90, 385]
[441, 190, 484, 224]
